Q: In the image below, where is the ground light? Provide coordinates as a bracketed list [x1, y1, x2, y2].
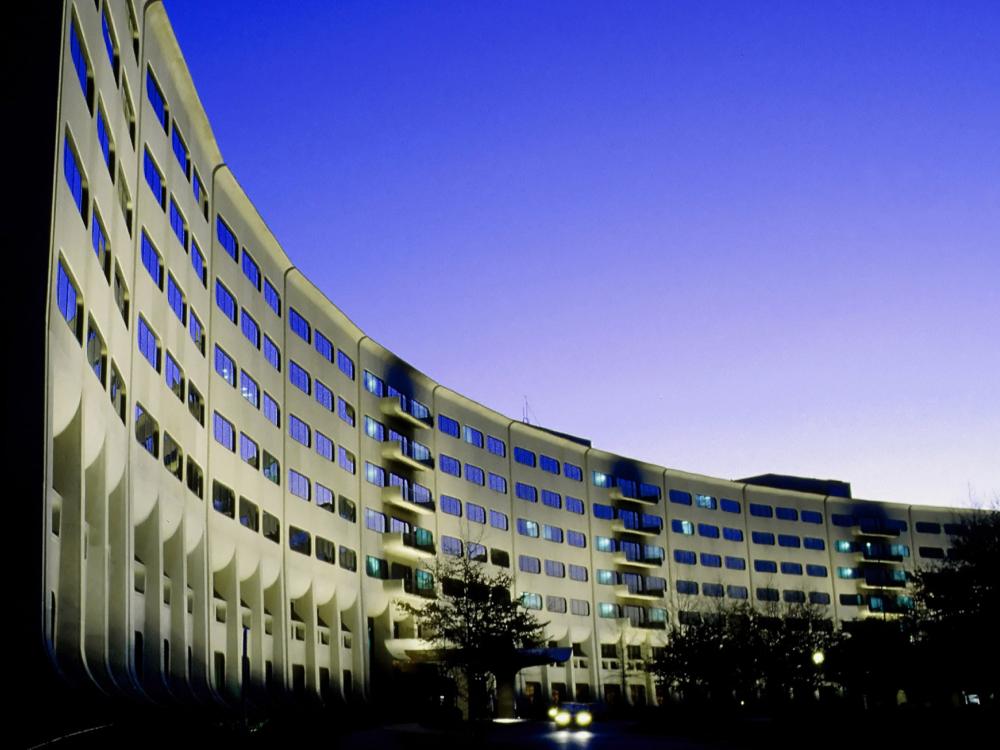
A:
[812, 650, 825, 666]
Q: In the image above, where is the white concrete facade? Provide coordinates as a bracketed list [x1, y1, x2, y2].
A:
[44, 0, 972, 709]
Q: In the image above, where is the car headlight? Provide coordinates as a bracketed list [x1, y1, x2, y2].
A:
[575, 711, 592, 727]
[548, 707, 559, 719]
[555, 711, 571, 727]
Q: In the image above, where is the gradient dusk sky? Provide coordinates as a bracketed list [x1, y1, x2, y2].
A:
[163, 1, 999, 508]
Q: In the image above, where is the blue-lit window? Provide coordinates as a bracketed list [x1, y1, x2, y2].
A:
[263, 335, 281, 371]
[289, 469, 310, 501]
[189, 310, 205, 353]
[440, 496, 461, 516]
[541, 490, 561, 509]
[543, 525, 563, 543]
[597, 602, 618, 618]
[216, 215, 238, 261]
[363, 416, 384, 442]
[364, 462, 384, 487]
[778, 534, 800, 548]
[676, 580, 698, 595]
[289, 307, 310, 343]
[835, 540, 855, 553]
[442, 537, 463, 558]
[594, 503, 615, 521]
[101, 6, 119, 77]
[286, 362, 310, 395]
[171, 126, 189, 175]
[316, 431, 334, 461]
[314, 331, 334, 362]
[754, 559, 777, 574]
[725, 556, 746, 570]
[669, 489, 692, 506]
[671, 519, 693, 535]
[545, 559, 565, 578]
[263, 392, 280, 426]
[695, 494, 716, 510]
[56, 260, 81, 339]
[516, 518, 539, 538]
[515, 482, 537, 502]
[215, 280, 236, 323]
[487, 435, 506, 457]
[488, 473, 507, 494]
[467, 543, 487, 563]
[837, 566, 857, 579]
[489, 510, 508, 530]
[566, 496, 585, 514]
[137, 317, 160, 371]
[591, 471, 612, 489]
[701, 553, 722, 568]
[569, 565, 588, 582]
[97, 107, 113, 176]
[337, 350, 354, 379]
[143, 148, 165, 208]
[166, 275, 186, 323]
[462, 425, 483, 448]
[780, 562, 803, 576]
[727, 585, 748, 600]
[289, 414, 311, 447]
[241, 310, 260, 348]
[241, 250, 261, 291]
[916, 521, 942, 534]
[192, 170, 204, 210]
[698, 523, 719, 539]
[314, 380, 333, 411]
[465, 464, 485, 486]
[806, 564, 828, 578]
[264, 278, 281, 316]
[673, 549, 696, 565]
[337, 398, 355, 426]
[465, 503, 485, 524]
[803, 537, 825, 551]
[752, 531, 775, 545]
[775, 507, 798, 521]
[315, 484, 334, 510]
[141, 231, 163, 288]
[240, 433, 259, 468]
[723, 527, 743, 542]
[809, 592, 831, 605]
[595, 536, 616, 553]
[563, 462, 583, 482]
[720, 498, 741, 514]
[191, 240, 207, 286]
[439, 454, 461, 477]
[831, 513, 855, 527]
[214, 345, 235, 387]
[164, 353, 183, 400]
[213, 411, 234, 451]
[514, 447, 536, 467]
[783, 590, 805, 604]
[801, 510, 823, 524]
[539, 454, 560, 474]
[240, 370, 259, 408]
[134, 403, 157, 456]
[749, 503, 773, 518]
[703, 583, 724, 598]
[70, 19, 92, 111]
[757, 587, 780, 602]
[567, 530, 586, 548]
[91, 210, 109, 275]
[438, 414, 459, 438]
[63, 135, 87, 221]
[169, 198, 188, 248]
[518, 555, 540, 573]
[146, 67, 167, 130]
[363, 370, 384, 396]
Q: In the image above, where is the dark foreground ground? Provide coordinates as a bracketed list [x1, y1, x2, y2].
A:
[22, 705, 996, 750]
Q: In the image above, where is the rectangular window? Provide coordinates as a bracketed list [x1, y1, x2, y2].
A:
[240, 433, 259, 469]
[543, 525, 563, 543]
[438, 414, 460, 438]
[100, 5, 119, 80]
[775, 507, 798, 521]
[439, 454, 461, 477]
[515, 483, 537, 503]
[566, 496, 585, 514]
[698, 523, 719, 539]
[801, 510, 823, 524]
[140, 231, 163, 289]
[541, 490, 562, 509]
[214, 345, 236, 387]
[754, 559, 777, 574]
[237, 497, 259, 532]
[56, 260, 82, 341]
[594, 504, 615, 521]
[338, 398, 355, 426]
[216, 215, 238, 261]
[289, 527, 311, 556]
[563, 462, 583, 481]
[727, 585, 748, 600]
[467, 543, 487, 563]
[169, 198, 188, 248]
[70, 18, 93, 112]
[695, 494, 716, 510]
[519, 555, 541, 574]
[463, 425, 484, 448]
[725, 556, 746, 570]
[213, 411, 235, 451]
[489, 510, 508, 530]
[778, 534, 800, 548]
[316, 431, 334, 461]
[315, 483, 334, 510]
[164, 352, 184, 401]
[146, 67, 168, 130]
[313, 330, 334, 362]
[337, 350, 354, 380]
[513, 447, 536, 467]
[440, 495, 461, 516]
[465, 464, 485, 486]
[240, 370, 259, 408]
[215, 281, 237, 324]
[488, 473, 507, 494]
[752, 531, 775, 545]
[263, 392, 280, 427]
[516, 518, 539, 538]
[96, 105, 114, 177]
[720, 498, 741, 514]
[241, 250, 261, 291]
[263, 334, 281, 371]
[780, 561, 803, 576]
[86, 319, 106, 385]
[172, 126, 189, 176]
[143, 148, 165, 208]
[723, 527, 743, 542]
[568, 564, 588, 582]
[192, 170, 207, 219]
[749, 503, 773, 518]
[806, 564, 828, 577]
[91, 209, 110, 279]
[673, 549, 696, 565]
[364, 416, 385, 442]
[539, 454, 560, 474]
[191, 240, 207, 287]
[167, 274, 186, 324]
[441, 536, 463, 557]
[289, 469, 310, 501]
[137, 317, 160, 371]
[669, 489, 692, 506]
[566, 530, 586, 548]
[486, 435, 506, 457]
[116, 166, 132, 234]
[264, 278, 281, 316]
[289, 360, 311, 394]
[212, 481, 235, 518]
[289, 415, 311, 447]
[187, 382, 204, 425]
[263, 451, 280, 484]
[289, 307, 311, 343]
[315, 380, 334, 411]
[338, 446, 356, 474]
[464, 502, 485, 524]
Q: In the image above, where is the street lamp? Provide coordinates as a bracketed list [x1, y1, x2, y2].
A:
[811, 649, 825, 666]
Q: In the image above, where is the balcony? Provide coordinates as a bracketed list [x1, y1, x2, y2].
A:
[613, 552, 664, 570]
[611, 520, 662, 538]
[379, 395, 432, 430]
[384, 531, 435, 561]
[614, 584, 664, 602]
[609, 487, 658, 506]
[382, 484, 435, 516]
[381, 439, 433, 473]
[382, 577, 436, 601]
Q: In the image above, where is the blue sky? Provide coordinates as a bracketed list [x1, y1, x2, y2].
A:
[165, 0, 1000, 507]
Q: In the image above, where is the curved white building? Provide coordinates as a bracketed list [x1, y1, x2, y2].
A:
[42, 0, 970, 711]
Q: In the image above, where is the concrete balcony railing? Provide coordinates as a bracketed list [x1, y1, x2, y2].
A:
[609, 487, 659, 506]
[612, 552, 664, 569]
[379, 395, 432, 430]
[382, 577, 436, 601]
[381, 440, 433, 472]
[614, 584, 664, 602]
[381, 484, 435, 516]
[383, 531, 435, 561]
[611, 520, 662, 537]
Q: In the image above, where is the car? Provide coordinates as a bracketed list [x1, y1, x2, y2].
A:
[547, 702, 594, 729]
